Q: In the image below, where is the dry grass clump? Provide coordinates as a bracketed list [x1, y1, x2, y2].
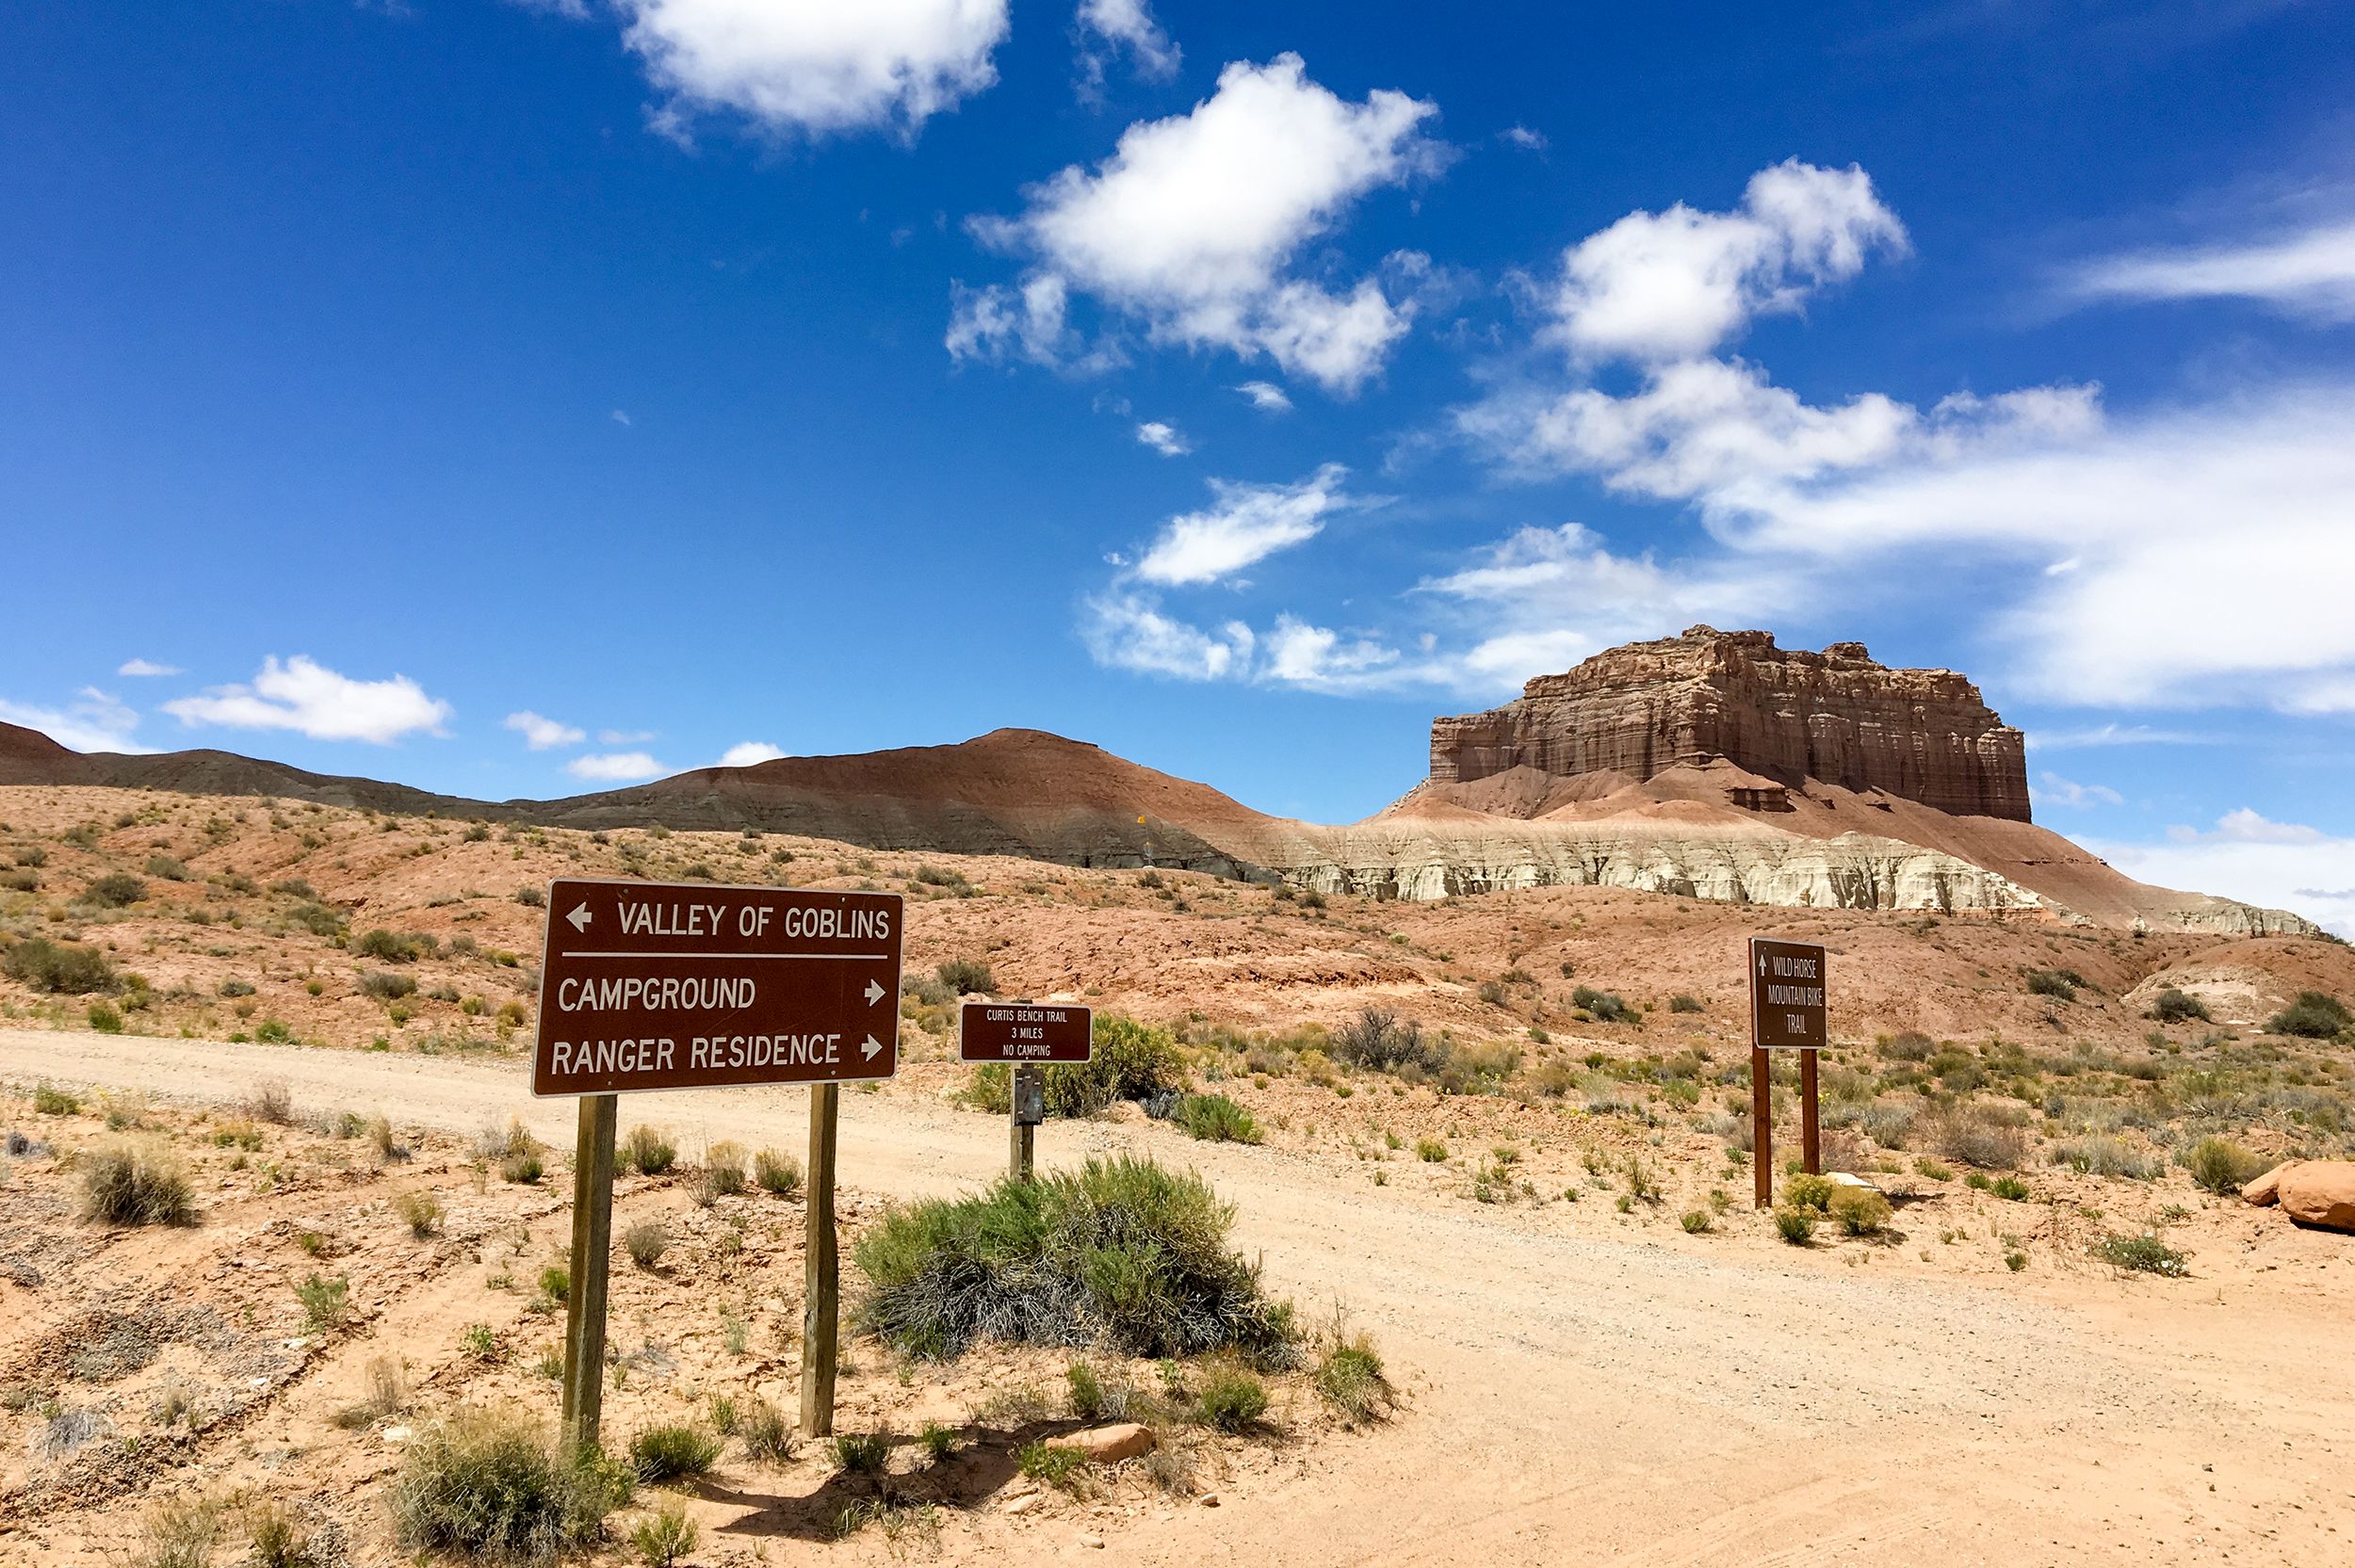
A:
[1921, 1101, 2029, 1171]
[246, 1078, 295, 1124]
[79, 1142, 195, 1227]
[697, 1140, 750, 1201]
[2184, 1135, 2266, 1194]
[623, 1219, 669, 1269]
[396, 1190, 444, 1238]
[754, 1147, 802, 1197]
[622, 1125, 677, 1176]
[387, 1405, 632, 1565]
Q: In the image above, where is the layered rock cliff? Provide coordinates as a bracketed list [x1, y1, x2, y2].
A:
[1429, 627, 2031, 822]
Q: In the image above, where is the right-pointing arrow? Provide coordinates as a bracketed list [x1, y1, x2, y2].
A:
[861, 1034, 883, 1061]
[864, 978, 885, 1006]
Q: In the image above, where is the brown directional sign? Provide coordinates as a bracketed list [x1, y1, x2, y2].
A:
[532, 878, 903, 1096]
[1749, 937, 1827, 1049]
[960, 1002, 1094, 1063]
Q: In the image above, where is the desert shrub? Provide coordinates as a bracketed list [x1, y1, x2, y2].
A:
[629, 1501, 698, 1567]
[1173, 1092, 1262, 1144]
[354, 929, 422, 962]
[1415, 1138, 1447, 1162]
[2184, 1136, 2266, 1194]
[1016, 1441, 1082, 1487]
[246, 1498, 319, 1568]
[2091, 1232, 2190, 1277]
[936, 957, 995, 995]
[830, 1431, 890, 1475]
[628, 1423, 722, 1483]
[0, 866, 36, 892]
[287, 901, 346, 938]
[854, 1155, 1295, 1366]
[1670, 994, 1704, 1014]
[1571, 986, 1633, 1023]
[1039, 1015, 1184, 1117]
[219, 978, 257, 998]
[1883, 1030, 1935, 1061]
[699, 1141, 750, 1199]
[33, 1082, 82, 1115]
[3, 937, 117, 994]
[387, 1405, 632, 1564]
[143, 854, 191, 881]
[1681, 1208, 1713, 1234]
[624, 1220, 669, 1269]
[918, 1421, 957, 1463]
[500, 1149, 544, 1185]
[2148, 988, 2212, 1025]
[79, 1143, 194, 1226]
[1476, 979, 1508, 1007]
[1196, 1368, 1268, 1431]
[87, 1002, 122, 1033]
[1990, 1174, 2030, 1201]
[2266, 991, 2350, 1039]
[1314, 1337, 1389, 1423]
[296, 1273, 349, 1331]
[755, 1147, 802, 1197]
[1436, 1041, 1520, 1096]
[739, 1398, 794, 1463]
[1330, 1008, 1444, 1074]
[1828, 1187, 1892, 1236]
[270, 877, 317, 898]
[1781, 1172, 1834, 1212]
[1923, 1102, 2028, 1170]
[2023, 968, 2078, 1002]
[393, 1190, 444, 1237]
[361, 970, 418, 1001]
[1774, 1206, 1817, 1245]
[622, 1126, 677, 1175]
[131, 1495, 223, 1568]
[513, 886, 545, 908]
[2053, 1137, 2159, 1180]
[86, 872, 146, 908]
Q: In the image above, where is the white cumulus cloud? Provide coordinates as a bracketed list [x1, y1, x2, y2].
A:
[566, 752, 672, 783]
[719, 741, 787, 768]
[1076, 0, 1178, 88]
[1235, 380, 1292, 412]
[2094, 810, 2355, 936]
[1080, 592, 1257, 680]
[1134, 420, 1191, 456]
[956, 54, 1444, 393]
[162, 656, 451, 745]
[2068, 215, 2355, 321]
[2033, 771, 2124, 809]
[116, 658, 181, 678]
[0, 689, 154, 754]
[505, 710, 586, 751]
[1133, 464, 1352, 585]
[1549, 159, 1907, 363]
[618, 0, 1010, 141]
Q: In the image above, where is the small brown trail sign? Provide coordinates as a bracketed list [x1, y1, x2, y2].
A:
[1747, 937, 1827, 1208]
[960, 1003, 1093, 1183]
[531, 878, 903, 1447]
[959, 1001, 1094, 1063]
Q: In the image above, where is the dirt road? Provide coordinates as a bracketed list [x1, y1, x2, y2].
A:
[5, 1026, 2347, 1566]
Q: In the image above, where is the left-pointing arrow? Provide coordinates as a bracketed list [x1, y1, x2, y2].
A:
[861, 1035, 883, 1060]
[566, 903, 592, 932]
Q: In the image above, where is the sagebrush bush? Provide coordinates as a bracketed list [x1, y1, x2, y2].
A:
[1572, 985, 1635, 1023]
[628, 1423, 722, 1483]
[623, 1126, 677, 1175]
[1923, 1102, 2028, 1170]
[79, 1143, 194, 1226]
[1196, 1367, 1268, 1431]
[387, 1406, 632, 1564]
[1828, 1187, 1892, 1236]
[1173, 1092, 1261, 1144]
[739, 1398, 794, 1463]
[1313, 1337, 1389, 1423]
[755, 1147, 802, 1197]
[624, 1220, 668, 1269]
[1774, 1206, 1817, 1245]
[2148, 987, 2212, 1025]
[3, 937, 117, 994]
[854, 1155, 1295, 1366]
[360, 970, 418, 1001]
[1781, 1172, 1833, 1212]
[2266, 991, 2350, 1039]
[699, 1141, 750, 1199]
[1329, 1008, 1443, 1074]
[1037, 1015, 1184, 1118]
[2053, 1137, 2159, 1180]
[2023, 968, 2079, 1002]
[629, 1501, 697, 1567]
[354, 929, 421, 963]
[935, 957, 995, 995]
[2184, 1136, 2266, 1194]
[85, 872, 146, 908]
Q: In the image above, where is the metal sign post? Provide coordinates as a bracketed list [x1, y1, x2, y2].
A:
[531, 878, 903, 1447]
[1746, 937, 1827, 1208]
[960, 1002, 1092, 1185]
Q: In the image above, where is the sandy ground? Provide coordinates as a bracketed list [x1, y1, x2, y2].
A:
[4, 1026, 2348, 1567]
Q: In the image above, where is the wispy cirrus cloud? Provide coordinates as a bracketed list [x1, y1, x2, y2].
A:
[2066, 215, 2355, 321]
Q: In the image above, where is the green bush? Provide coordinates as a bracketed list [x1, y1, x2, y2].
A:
[388, 1405, 632, 1563]
[1330, 1008, 1444, 1073]
[2266, 991, 2350, 1039]
[33, 1082, 81, 1114]
[1990, 1174, 2030, 1202]
[2148, 987, 2211, 1025]
[1016, 1441, 1082, 1487]
[754, 1147, 802, 1197]
[360, 970, 418, 1001]
[2023, 968, 2079, 1002]
[935, 957, 995, 995]
[739, 1398, 794, 1463]
[85, 873, 146, 908]
[1313, 1337, 1389, 1423]
[628, 1423, 722, 1483]
[354, 929, 421, 963]
[623, 1126, 677, 1175]
[1669, 994, 1704, 1014]
[2091, 1232, 2190, 1277]
[629, 1500, 698, 1568]
[2184, 1136, 2266, 1194]
[87, 1003, 123, 1034]
[853, 1155, 1295, 1365]
[296, 1273, 349, 1331]
[1828, 1187, 1892, 1236]
[829, 1431, 889, 1475]
[1773, 1206, 1817, 1245]
[1196, 1369, 1268, 1431]
[143, 854, 191, 881]
[1781, 1172, 1834, 1212]
[3, 937, 118, 994]
[1571, 985, 1633, 1023]
[1173, 1092, 1262, 1144]
[79, 1143, 194, 1226]
[1039, 1015, 1184, 1118]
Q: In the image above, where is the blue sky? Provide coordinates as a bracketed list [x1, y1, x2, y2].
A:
[5, 1, 2355, 925]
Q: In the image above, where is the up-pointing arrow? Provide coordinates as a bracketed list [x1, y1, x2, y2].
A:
[861, 1034, 884, 1061]
[566, 903, 592, 933]
[864, 978, 885, 1006]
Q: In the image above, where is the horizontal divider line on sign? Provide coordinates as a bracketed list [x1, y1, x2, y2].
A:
[554, 951, 892, 962]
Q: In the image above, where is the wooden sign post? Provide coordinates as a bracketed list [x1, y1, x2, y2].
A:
[531, 878, 903, 1448]
[1746, 937, 1827, 1208]
[960, 1002, 1092, 1185]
